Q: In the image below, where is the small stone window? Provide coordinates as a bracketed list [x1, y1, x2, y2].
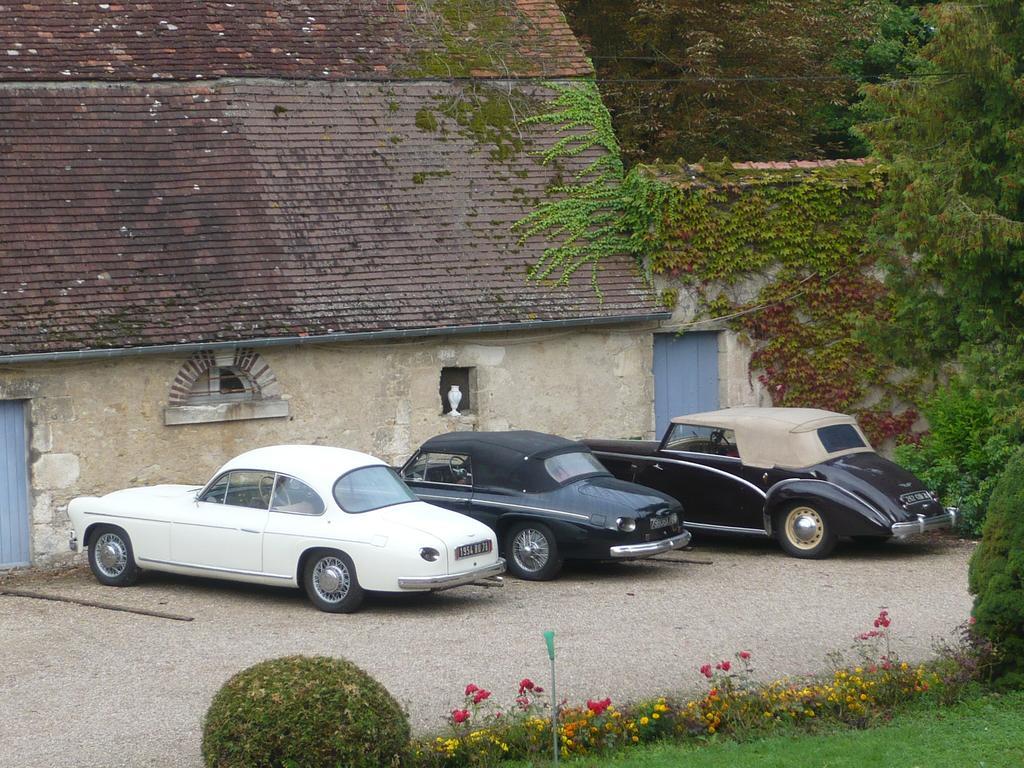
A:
[164, 348, 289, 426]
[440, 366, 473, 415]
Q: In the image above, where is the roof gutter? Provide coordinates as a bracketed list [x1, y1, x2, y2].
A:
[0, 312, 671, 365]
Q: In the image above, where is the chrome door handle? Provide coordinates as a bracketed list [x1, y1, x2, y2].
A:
[652, 463, 663, 471]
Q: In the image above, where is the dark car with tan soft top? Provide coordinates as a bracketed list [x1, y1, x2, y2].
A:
[586, 407, 955, 559]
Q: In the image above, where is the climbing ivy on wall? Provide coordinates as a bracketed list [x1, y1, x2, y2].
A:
[619, 162, 920, 445]
[513, 80, 630, 288]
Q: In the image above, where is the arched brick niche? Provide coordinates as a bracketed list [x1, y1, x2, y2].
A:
[164, 348, 289, 426]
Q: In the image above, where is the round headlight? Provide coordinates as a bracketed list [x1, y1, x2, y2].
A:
[616, 516, 636, 533]
[419, 547, 440, 562]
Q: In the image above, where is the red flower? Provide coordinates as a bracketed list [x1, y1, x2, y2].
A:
[472, 689, 491, 704]
[719, 660, 731, 672]
[587, 697, 612, 716]
[464, 684, 479, 696]
[518, 678, 536, 695]
[700, 664, 713, 679]
[968, 616, 977, 625]
[451, 709, 471, 724]
[534, 685, 544, 693]
[739, 651, 751, 660]
[515, 696, 530, 709]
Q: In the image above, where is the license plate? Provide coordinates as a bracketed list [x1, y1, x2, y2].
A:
[900, 491, 932, 505]
[455, 540, 492, 559]
[650, 512, 678, 530]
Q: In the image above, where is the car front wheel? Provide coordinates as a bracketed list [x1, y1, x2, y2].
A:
[505, 522, 563, 581]
[87, 525, 139, 586]
[303, 550, 364, 613]
[776, 503, 837, 559]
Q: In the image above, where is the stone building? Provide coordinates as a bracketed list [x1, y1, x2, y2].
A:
[0, 0, 689, 567]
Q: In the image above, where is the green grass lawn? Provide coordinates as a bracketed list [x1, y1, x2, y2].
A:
[520, 692, 1024, 768]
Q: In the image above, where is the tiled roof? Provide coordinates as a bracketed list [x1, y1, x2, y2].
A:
[0, 81, 659, 356]
[0, 0, 591, 81]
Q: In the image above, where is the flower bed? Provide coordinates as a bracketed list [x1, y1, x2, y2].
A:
[409, 612, 991, 766]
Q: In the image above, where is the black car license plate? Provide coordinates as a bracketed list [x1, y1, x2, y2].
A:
[455, 540, 492, 559]
[650, 512, 678, 530]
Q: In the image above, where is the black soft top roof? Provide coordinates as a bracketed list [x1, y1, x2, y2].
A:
[418, 430, 599, 492]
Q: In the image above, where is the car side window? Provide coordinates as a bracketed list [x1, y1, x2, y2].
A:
[664, 424, 739, 457]
[270, 475, 325, 516]
[200, 473, 230, 504]
[402, 452, 473, 486]
[200, 470, 276, 510]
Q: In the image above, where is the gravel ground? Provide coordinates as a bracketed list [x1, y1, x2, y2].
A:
[1, 535, 973, 768]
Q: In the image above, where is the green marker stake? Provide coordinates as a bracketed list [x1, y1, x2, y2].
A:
[544, 630, 557, 765]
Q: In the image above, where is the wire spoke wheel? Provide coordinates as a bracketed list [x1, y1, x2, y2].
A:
[512, 528, 551, 573]
[94, 532, 129, 577]
[311, 556, 351, 603]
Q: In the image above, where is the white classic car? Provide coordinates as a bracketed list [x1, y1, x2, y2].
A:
[68, 445, 505, 612]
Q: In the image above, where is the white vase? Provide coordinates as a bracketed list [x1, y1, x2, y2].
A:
[447, 385, 463, 416]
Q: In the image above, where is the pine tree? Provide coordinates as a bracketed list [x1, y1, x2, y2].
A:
[856, 0, 1024, 424]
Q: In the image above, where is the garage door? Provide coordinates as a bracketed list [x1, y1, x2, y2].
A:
[653, 332, 720, 435]
[1, 400, 31, 567]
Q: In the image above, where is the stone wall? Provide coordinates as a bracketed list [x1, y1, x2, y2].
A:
[0, 324, 656, 565]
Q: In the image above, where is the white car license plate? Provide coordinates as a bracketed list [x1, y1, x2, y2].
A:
[650, 512, 678, 530]
[455, 540, 492, 559]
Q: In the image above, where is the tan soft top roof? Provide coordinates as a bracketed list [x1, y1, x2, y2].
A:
[670, 407, 874, 468]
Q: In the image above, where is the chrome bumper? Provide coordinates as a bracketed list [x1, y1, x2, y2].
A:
[609, 530, 692, 559]
[69, 530, 78, 552]
[398, 559, 505, 591]
[891, 507, 957, 538]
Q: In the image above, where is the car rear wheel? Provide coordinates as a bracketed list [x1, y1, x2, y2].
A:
[303, 550, 364, 613]
[505, 522, 563, 581]
[87, 525, 139, 586]
[776, 503, 837, 559]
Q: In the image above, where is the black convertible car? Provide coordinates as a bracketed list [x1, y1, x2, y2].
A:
[586, 408, 956, 559]
[400, 431, 691, 580]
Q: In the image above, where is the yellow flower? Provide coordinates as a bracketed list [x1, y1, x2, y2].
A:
[764, 711, 773, 718]
[652, 713, 660, 720]
[708, 726, 716, 734]
[640, 716, 650, 726]
[632, 736, 639, 743]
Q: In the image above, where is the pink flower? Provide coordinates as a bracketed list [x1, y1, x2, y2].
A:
[700, 663, 713, 679]
[515, 696, 530, 709]
[968, 616, 977, 625]
[739, 651, 751, 660]
[518, 678, 536, 695]
[472, 689, 491, 704]
[451, 709, 471, 724]
[464, 683, 479, 696]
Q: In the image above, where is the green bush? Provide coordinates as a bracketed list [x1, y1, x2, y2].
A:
[894, 379, 1016, 535]
[968, 447, 1024, 689]
[202, 655, 410, 768]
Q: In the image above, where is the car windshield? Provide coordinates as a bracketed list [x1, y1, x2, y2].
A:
[543, 451, 607, 484]
[333, 466, 418, 514]
[817, 424, 867, 453]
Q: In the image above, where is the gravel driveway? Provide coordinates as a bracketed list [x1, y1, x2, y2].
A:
[1, 535, 973, 768]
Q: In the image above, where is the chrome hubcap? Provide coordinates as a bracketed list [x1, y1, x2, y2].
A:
[95, 533, 128, 577]
[312, 558, 350, 602]
[512, 529, 550, 572]
[786, 507, 824, 549]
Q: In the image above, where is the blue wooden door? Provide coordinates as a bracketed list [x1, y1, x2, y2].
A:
[1, 400, 31, 567]
[653, 332, 720, 435]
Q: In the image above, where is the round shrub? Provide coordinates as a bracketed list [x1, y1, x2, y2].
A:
[968, 447, 1024, 688]
[202, 655, 410, 768]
